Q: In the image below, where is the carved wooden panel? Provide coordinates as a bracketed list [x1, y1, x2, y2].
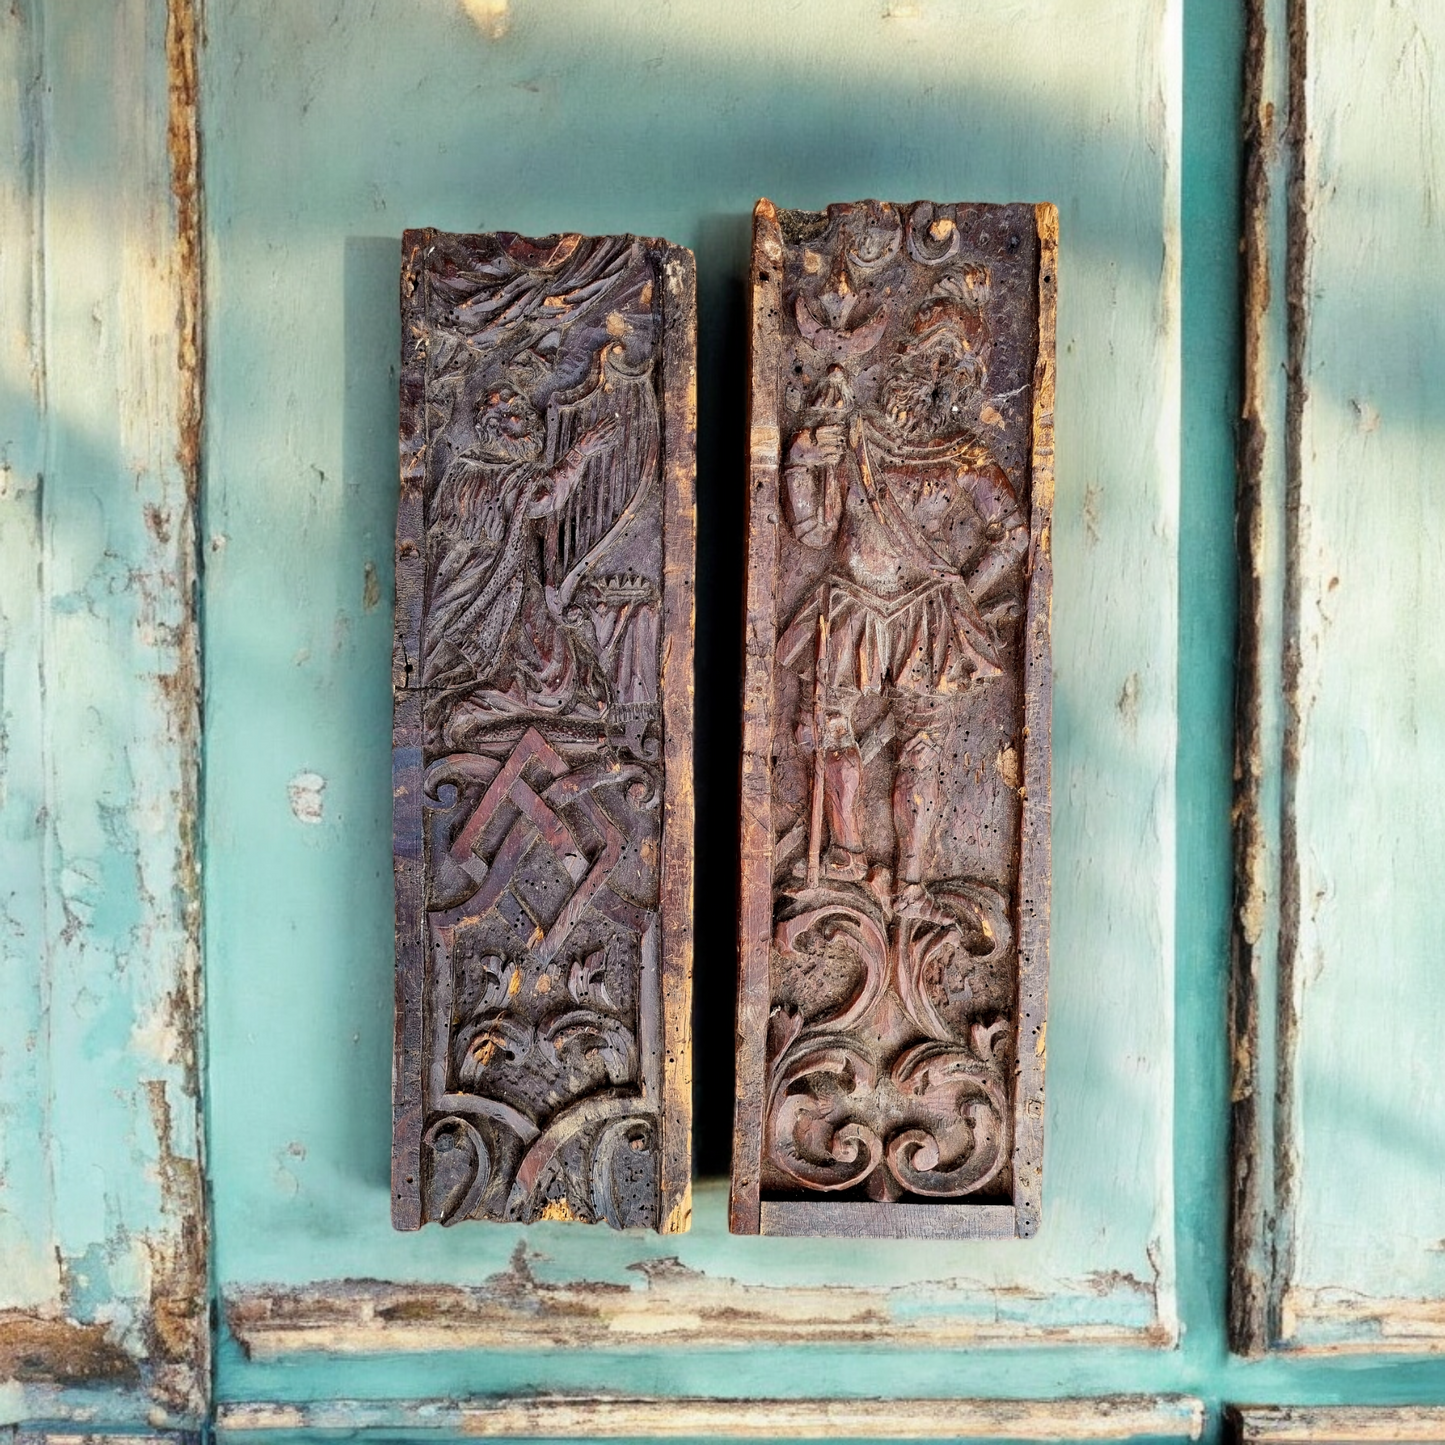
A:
[731, 199, 1054, 1238]
[392, 229, 695, 1232]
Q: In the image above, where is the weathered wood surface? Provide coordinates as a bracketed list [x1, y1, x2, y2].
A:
[215, 1394, 1205, 1441]
[1230, 0, 1445, 1354]
[0, 0, 207, 1425]
[1230, 1406, 1445, 1445]
[732, 198, 1053, 1238]
[393, 229, 695, 1232]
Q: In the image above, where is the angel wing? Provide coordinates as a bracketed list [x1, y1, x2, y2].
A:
[541, 342, 660, 607]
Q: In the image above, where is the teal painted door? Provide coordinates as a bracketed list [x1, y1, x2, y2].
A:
[2, 0, 1444, 1440]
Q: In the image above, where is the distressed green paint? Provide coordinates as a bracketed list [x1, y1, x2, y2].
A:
[201, 0, 1182, 1373]
[1276, 0, 1445, 1351]
[0, 0, 205, 1427]
[8, 0, 1445, 1435]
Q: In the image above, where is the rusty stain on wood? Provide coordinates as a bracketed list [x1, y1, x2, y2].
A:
[214, 1394, 1204, 1440]
[0, 1314, 137, 1387]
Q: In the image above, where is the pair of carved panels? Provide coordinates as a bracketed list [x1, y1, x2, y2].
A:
[392, 199, 1056, 1239]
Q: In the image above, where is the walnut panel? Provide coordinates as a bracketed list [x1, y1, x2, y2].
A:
[392, 229, 695, 1232]
[732, 199, 1054, 1238]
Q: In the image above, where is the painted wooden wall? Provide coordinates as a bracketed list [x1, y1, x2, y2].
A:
[203, 0, 1180, 1384]
[0, 0, 206, 1427]
[1231, 0, 1445, 1357]
[2, 0, 1445, 1440]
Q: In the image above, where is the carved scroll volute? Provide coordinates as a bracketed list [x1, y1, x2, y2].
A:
[732, 198, 1055, 1238]
[393, 230, 695, 1232]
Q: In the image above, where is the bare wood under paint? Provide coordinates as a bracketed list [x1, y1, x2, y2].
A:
[215, 1393, 1204, 1441]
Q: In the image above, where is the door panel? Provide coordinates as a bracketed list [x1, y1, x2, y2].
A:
[200, 0, 1183, 1393]
[1231, 0, 1445, 1355]
[0, 0, 206, 1425]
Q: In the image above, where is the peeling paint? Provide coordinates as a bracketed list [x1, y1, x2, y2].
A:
[213, 1394, 1205, 1441]
[286, 772, 326, 825]
[225, 1242, 1170, 1357]
[0, 0, 209, 1421]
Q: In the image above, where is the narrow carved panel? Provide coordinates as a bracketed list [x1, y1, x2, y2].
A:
[393, 229, 695, 1232]
[732, 199, 1054, 1238]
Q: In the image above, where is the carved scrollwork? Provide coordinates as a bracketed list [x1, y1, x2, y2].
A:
[590, 1115, 658, 1229]
[772, 898, 889, 1032]
[885, 1025, 1010, 1198]
[422, 1115, 492, 1226]
[905, 201, 963, 265]
[894, 883, 1013, 1041]
[765, 1010, 1011, 1200]
[767, 1026, 885, 1193]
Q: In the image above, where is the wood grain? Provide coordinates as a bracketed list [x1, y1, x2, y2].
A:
[1230, 0, 1445, 1353]
[392, 230, 695, 1232]
[732, 198, 1054, 1238]
[216, 1394, 1204, 1440]
[1230, 1406, 1445, 1444]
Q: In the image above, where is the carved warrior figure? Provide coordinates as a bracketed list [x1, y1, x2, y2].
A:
[733, 199, 1054, 1237]
[393, 230, 694, 1233]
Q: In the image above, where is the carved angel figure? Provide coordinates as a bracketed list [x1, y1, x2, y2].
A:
[423, 382, 618, 740]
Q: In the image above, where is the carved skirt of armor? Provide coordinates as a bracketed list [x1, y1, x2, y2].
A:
[776, 575, 990, 700]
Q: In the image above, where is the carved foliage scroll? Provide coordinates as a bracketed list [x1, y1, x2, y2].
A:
[394, 230, 695, 1232]
[732, 199, 1054, 1238]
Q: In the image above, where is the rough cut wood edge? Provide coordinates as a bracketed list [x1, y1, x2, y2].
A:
[14, 1435, 199, 1445]
[728, 199, 783, 1235]
[730, 199, 1055, 1239]
[1013, 201, 1056, 1239]
[215, 1394, 1205, 1440]
[390, 230, 695, 1234]
[657, 246, 698, 1234]
[390, 229, 428, 1230]
[1230, 1406, 1445, 1444]
[1228, 0, 1308, 1355]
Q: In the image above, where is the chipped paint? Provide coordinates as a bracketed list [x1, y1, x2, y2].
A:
[225, 1238, 1170, 1357]
[0, 1316, 135, 1387]
[1232, 1406, 1445, 1444]
[286, 772, 326, 825]
[214, 1394, 1206, 1441]
[0, 0, 208, 1423]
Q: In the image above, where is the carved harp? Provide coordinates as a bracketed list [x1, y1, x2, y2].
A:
[542, 343, 661, 606]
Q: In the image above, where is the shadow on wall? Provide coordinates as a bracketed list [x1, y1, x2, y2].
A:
[196, 0, 1366, 1231]
[205, 0, 1175, 1213]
